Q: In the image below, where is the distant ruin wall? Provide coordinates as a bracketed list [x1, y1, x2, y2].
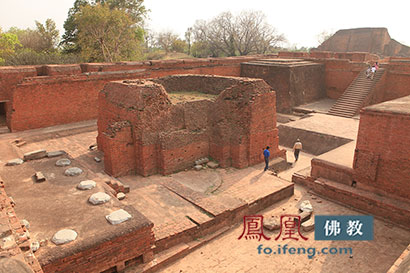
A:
[315, 28, 410, 57]
[383, 61, 410, 102]
[2, 56, 266, 131]
[3, 53, 410, 132]
[240, 62, 325, 112]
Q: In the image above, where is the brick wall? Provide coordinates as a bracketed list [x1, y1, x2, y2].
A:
[240, 62, 325, 112]
[310, 158, 354, 186]
[98, 75, 285, 176]
[4, 54, 410, 132]
[2, 56, 269, 132]
[0, 176, 43, 273]
[354, 102, 410, 199]
[39, 214, 155, 273]
[383, 62, 410, 102]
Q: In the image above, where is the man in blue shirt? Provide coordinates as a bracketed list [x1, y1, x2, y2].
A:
[263, 146, 270, 171]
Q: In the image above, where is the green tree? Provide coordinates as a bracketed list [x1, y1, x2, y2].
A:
[61, 0, 148, 54]
[171, 39, 187, 53]
[75, 3, 143, 62]
[61, 0, 90, 53]
[34, 19, 60, 53]
[0, 28, 21, 64]
[8, 19, 59, 53]
[95, 0, 147, 22]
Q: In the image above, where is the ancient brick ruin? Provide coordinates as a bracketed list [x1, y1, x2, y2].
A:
[316, 28, 410, 57]
[0, 51, 410, 273]
[97, 75, 285, 177]
[241, 59, 326, 113]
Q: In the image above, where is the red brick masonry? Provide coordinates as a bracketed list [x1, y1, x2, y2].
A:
[97, 75, 286, 177]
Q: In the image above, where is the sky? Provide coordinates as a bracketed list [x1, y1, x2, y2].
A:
[0, 0, 409, 48]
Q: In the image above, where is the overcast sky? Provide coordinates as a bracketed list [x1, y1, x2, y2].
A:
[0, 0, 409, 48]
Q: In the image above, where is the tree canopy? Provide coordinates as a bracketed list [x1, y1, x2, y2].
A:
[0, 28, 21, 64]
[190, 11, 285, 57]
[61, 0, 148, 55]
[75, 3, 144, 62]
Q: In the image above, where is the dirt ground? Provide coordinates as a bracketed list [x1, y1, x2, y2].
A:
[157, 184, 410, 273]
[0, 120, 409, 273]
[168, 91, 218, 104]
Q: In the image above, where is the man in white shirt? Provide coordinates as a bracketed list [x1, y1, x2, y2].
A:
[293, 139, 302, 162]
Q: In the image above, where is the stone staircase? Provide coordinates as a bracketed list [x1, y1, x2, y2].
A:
[328, 68, 385, 118]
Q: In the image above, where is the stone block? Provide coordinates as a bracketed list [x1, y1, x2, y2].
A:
[64, 167, 83, 176]
[302, 218, 315, 231]
[23, 150, 47, 161]
[34, 172, 46, 183]
[117, 192, 126, 200]
[88, 192, 111, 205]
[207, 161, 219, 169]
[6, 159, 24, 166]
[105, 209, 132, 225]
[263, 216, 280, 231]
[56, 158, 71, 167]
[299, 200, 313, 213]
[77, 180, 96, 190]
[47, 150, 66, 158]
[123, 184, 130, 194]
[52, 229, 77, 245]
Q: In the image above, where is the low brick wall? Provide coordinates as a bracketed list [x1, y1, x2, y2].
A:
[0, 176, 43, 273]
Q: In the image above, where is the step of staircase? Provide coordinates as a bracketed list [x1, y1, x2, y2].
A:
[327, 67, 385, 118]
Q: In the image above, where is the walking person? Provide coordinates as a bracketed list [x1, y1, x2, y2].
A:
[293, 139, 302, 163]
[263, 146, 270, 171]
[370, 65, 377, 80]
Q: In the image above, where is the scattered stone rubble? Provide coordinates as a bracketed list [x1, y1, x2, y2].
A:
[52, 229, 77, 245]
[5, 148, 134, 256]
[117, 192, 126, 200]
[23, 150, 47, 161]
[193, 158, 219, 171]
[56, 158, 71, 167]
[64, 167, 83, 176]
[264, 200, 316, 232]
[105, 209, 132, 225]
[47, 150, 66, 158]
[6, 159, 24, 166]
[299, 200, 313, 213]
[263, 216, 281, 231]
[207, 161, 219, 169]
[89, 192, 111, 205]
[34, 172, 46, 183]
[195, 157, 209, 165]
[77, 180, 96, 190]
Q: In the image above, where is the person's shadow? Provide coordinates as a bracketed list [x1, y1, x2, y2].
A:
[250, 171, 264, 184]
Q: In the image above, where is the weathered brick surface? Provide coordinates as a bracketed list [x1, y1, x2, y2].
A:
[292, 176, 410, 228]
[354, 101, 410, 200]
[311, 158, 354, 186]
[40, 224, 155, 273]
[241, 61, 326, 113]
[0, 176, 43, 273]
[386, 244, 410, 273]
[98, 75, 284, 176]
[1, 56, 273, 132]
[3, 53, 410, 132]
